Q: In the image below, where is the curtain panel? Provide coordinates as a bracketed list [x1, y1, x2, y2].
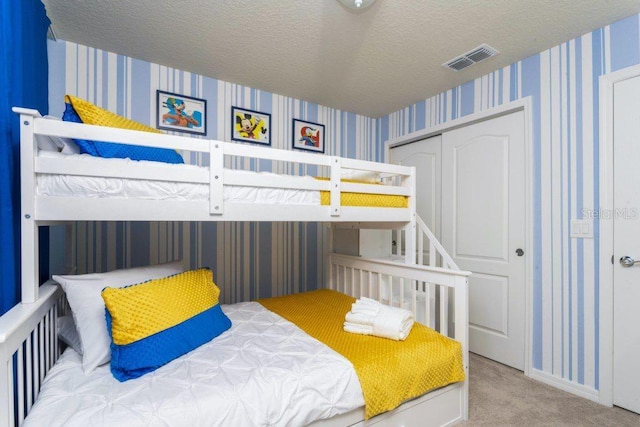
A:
[0, 0, 50, 315]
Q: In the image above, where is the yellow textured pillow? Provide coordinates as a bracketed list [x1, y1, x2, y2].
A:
[63, 95, 183, 163]
[101, 268, 231, 381]
[65, 95, 161, 134]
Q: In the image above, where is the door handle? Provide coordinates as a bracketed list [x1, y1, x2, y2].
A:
[620, 256, 639, 267]
[515, 248, 524, 256]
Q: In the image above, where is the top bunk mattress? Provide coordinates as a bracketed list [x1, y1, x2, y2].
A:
[36, 151, 408, 208]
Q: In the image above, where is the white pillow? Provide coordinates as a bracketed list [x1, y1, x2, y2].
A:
[60, 138, 80, 154]
[36, 134, 60, 152]
[57, 315, 82, 355]
[53, 260, 185, 373]
[341, 169, 380, 183]
[42, 115, 80, 154]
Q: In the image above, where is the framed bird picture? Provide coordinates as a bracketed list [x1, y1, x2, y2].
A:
[292, 119, 325, 153]
[231, 106, 271, 145]
[156, 90, 207, 135]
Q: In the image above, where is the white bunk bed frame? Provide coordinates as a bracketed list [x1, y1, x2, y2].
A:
[0, 108, 470, 427]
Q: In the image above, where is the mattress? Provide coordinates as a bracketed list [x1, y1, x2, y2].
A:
[23, 301, 365, 427]
[36, 152, 407, 207]
[37, 151, 320, 205]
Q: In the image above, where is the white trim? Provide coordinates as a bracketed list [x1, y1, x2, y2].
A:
[386, 98, 531, 149]
[384, 98, 535, 378]
[597, 62, 640, 408]
[530, 368, 600, 403]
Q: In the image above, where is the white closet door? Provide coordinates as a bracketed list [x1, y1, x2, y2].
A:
[390, 135, 442, 263]
[442, 111, 526, 370]
[613, 75, 640, 414]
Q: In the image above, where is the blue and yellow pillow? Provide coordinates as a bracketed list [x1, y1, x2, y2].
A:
[63, 94, 184, 164]
[101, 268, 231, 381]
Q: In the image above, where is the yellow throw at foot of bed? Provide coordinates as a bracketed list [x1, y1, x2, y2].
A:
[258, 289, 465, 419]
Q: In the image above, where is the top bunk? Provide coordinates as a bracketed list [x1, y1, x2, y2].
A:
[14, 107, 416, 225]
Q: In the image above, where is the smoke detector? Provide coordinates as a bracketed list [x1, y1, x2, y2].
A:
[443, 44, 499, 72]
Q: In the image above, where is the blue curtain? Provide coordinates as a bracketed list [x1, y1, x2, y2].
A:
[0, 1, 50, 315]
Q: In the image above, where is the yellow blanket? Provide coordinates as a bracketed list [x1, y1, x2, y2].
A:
[314, 177, 408, 208]
[258, 289, 465, 419]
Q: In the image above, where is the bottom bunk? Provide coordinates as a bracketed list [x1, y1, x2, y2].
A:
[0, 254, 469, 427]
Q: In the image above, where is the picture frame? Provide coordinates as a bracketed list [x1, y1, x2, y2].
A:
[156, 90, 207, 136]
[292, 119, 325, 153]
[231, 106, 271, 145]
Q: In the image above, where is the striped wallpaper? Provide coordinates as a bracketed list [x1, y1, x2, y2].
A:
[378, 14, 640, 392]
[47, 39, 378, 304]
[47, 12, 640, 393]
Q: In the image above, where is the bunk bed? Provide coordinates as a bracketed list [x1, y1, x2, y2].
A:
[0, 108, 471, 427]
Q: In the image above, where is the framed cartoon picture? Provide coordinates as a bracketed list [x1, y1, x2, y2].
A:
[232, 106, 271, 145]
[156, 90, 207, 136]
[292, 119, 325, 153]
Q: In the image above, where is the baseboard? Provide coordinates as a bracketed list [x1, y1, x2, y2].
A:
[529, 369, 600, 404]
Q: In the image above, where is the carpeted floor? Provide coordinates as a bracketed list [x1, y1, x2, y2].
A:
[460, 353, 640, 426]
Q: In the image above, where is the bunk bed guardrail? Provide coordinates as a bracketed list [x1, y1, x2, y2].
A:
[14, 107, 416, 221]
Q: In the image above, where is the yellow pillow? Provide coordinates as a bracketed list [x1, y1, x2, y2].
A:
[101, 268, 231, 381]
[65, 95, 161, 134]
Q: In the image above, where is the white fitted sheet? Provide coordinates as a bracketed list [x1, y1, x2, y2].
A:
[36, 151, 321, 205]
[24, 302, 364, 427]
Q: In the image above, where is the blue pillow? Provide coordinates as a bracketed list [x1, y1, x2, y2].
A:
[62, 103, 184, 164]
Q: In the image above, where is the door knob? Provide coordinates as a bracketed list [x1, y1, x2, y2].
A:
[516, 248, 524, 256]
[620, 256, 638, 267]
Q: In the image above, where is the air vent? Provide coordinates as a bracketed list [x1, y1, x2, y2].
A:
[443, 44, 499, 72]
[446, 57, 474, 71]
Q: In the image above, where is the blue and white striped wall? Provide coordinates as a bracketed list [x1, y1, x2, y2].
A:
[48, 13, 640, 393]
[47, 39, 377, 303]
[379, 14, 640, 394]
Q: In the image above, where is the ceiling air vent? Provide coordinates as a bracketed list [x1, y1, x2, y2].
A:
[443, 44, 499, 72]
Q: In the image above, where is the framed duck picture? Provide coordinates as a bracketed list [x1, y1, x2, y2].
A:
[292, 119, 325, 153]
[156, 90, 207, 136]
[231, 106, 271, 145]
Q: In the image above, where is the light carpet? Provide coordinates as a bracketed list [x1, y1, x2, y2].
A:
[460, 353, 639, 426]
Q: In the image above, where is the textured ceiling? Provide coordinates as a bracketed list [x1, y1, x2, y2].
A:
[42, 0, 640, 118]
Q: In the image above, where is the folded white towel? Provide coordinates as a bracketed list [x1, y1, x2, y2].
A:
[343, 322, 373, 335]
[343, 297, 414, 341]
[350, 300, 379, 316]
[345, 311, 375, 325]
[372, 305, 414, 341]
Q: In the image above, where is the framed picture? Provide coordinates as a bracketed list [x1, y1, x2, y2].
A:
[156, 90, 207, 135]
[231, 106, 271, 145]
[292, 119, 325, 153]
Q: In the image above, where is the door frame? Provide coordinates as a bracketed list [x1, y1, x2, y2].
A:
[385, 98, 534, 377]
[597, 63, 640, 407]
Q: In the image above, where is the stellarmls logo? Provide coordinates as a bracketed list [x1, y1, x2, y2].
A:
[581, 208, 639, 220]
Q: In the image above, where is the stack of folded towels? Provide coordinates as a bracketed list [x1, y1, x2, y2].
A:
[343, 297, 415, 341]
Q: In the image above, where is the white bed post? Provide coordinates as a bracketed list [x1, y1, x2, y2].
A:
[0, 341, 12, 427]
[404, 167, 417, 265]
[209, 140, 224, 215]
[17, 109, 40, 303]
[330, 157, 341, 217]
[454, 275, 470, 420]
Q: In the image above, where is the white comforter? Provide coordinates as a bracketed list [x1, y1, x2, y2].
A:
[36, 151, 321, 205]
[24, 302, 364, 427]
